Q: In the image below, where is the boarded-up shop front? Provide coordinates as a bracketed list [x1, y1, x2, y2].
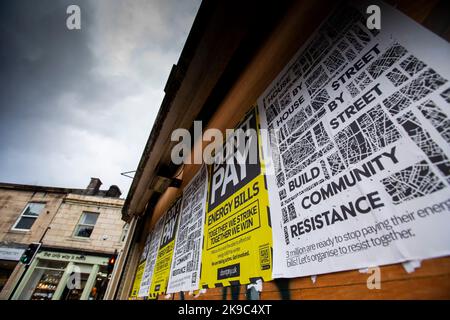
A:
[117, 0, 450, 300]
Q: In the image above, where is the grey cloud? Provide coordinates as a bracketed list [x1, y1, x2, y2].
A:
[0, 0, 201, 194]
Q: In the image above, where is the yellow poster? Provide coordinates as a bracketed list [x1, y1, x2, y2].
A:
[200, 107, 273, 288]
[129, 261, 146, 299]
[148, 198, 181, 295]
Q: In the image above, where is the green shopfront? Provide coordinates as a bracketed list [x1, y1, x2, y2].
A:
[12, 250, 111, 300]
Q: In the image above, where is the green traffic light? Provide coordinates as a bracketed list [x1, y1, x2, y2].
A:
[20, 243, 41, 265]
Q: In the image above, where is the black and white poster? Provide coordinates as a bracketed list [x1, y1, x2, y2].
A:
[138, 216, 164, 297]
[167, 165, 208, 293]
[258, 1, 450, 278]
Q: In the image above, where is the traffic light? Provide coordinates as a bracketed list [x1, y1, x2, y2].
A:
[20, 243, 41, 265]
[107, 254, 117, 274]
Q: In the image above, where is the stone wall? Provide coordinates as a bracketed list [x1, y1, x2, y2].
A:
[0, 188, 65, 246]
[42, 193, 125, 254]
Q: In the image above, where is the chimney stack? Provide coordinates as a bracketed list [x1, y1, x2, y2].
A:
[106, 185, 122, 198]
[86, 177, 102, 195]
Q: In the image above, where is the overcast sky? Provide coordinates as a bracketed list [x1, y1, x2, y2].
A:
[0, 0, 201, 196]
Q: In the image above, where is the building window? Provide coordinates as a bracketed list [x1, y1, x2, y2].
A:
[74, 212, 99, 238]
[12, 202, 45, 231]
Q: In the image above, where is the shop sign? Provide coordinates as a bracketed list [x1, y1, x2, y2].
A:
[0, 247, 25, 261]
[41, 251, 88, 262]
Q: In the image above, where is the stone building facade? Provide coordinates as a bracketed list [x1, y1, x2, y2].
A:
[0, 178, 127, 300]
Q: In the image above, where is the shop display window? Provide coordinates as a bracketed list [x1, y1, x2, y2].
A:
[88, 265, 109, 300]
[20, 260, 68, 300]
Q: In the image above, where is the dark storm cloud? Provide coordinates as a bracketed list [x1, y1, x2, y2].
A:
[1, 0, 94, 143]
[0, 0, 201, 192]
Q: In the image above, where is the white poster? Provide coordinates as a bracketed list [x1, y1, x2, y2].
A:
[167, 165, 208, 293]
[138, 216, 164, 297]
[258, 0, 450, 278]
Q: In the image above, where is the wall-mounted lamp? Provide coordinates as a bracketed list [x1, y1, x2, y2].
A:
[148, 166, 182, 193]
